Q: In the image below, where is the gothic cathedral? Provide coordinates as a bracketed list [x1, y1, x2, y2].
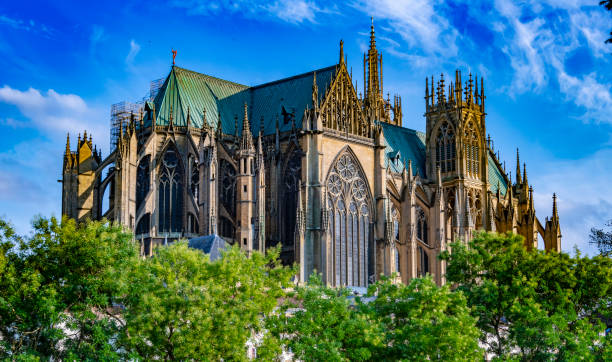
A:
[61, 24, 561, 287]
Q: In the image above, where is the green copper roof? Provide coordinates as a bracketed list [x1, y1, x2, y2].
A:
[488, 152, 508, 196]
[151, 65, 336, 136]
[379, 121, 426, 177]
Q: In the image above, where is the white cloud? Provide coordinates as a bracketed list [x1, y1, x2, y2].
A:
[352, 0, 458, 58]
[0, 14, 55, 37]
[0, 85, 107, 148]
[126, 39, 141, 65]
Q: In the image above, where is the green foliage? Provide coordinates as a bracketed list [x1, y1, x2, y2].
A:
[267, 274, 380, 361]
[364, 276, 482, 361]
[120, 243, 294, 361]
[0, 216, 137, 360]
[441, 231, 612, 360]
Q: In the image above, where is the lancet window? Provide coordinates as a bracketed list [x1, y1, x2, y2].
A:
[416, 205, 428, 245]
[189, 155, 199, 205]
[392, 205, 400, 243]
[465, 122, 480, 177]
[417, 246, 429, 277]
[281, 151, 302, 263]
[326, 151, 371, 287]
[136, 155, 150, 211]
[158, 148, 183, 233]
[219, 159, 236, 217]
[436, 122, 456, 173]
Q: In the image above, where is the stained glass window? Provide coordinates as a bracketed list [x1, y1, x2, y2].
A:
[136, 155, 150, 210]
[436, 122, 455, 173]
[158, 148, 183, 233]
[326, 152, 371, 287]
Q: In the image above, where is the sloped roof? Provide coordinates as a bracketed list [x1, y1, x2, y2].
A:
[151, 65, 337, 136]
[488, 152, 508, 196]
[379, 121, 426, 177]
[188, 234, 227, 261]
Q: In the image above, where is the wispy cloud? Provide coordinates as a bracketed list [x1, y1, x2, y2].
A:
[169, 0, 332, 24]
[125, 39, 141, 65]
[352, 0, 458, 59]
[0, 85, 107, 144]
[89, 25, 106, 55]
[0, 14, 55, 37]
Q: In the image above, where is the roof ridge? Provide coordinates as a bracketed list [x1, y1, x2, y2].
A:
[251, 64, 338, 89]
[173, 66, 249, 89]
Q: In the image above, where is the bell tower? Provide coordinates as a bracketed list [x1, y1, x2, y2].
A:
[425, 70, 490, 240]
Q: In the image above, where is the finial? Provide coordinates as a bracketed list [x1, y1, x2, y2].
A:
[65, 133, 70, 154]
[172, 49, 177, 65]
[339, 39, 344, 65]
[523, 162, 528, 185]
[369, 17, 376, 48]
[202, 108, 207, 129]
[552, 193, 559, 219]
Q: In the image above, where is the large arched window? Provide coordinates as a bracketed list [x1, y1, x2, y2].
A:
[158, 147, 183, 233]
[281, 151, 301, 264]
[416, 205, 428, 245]
[189, 154, 199, 205]
[136, 155, 150, 211]
[417, 246, 429, 277]
[465, 122, 479, 177]
[219, 159, 236, 217]
[436, 122, 456, 173]
[326, 151, 372, 287]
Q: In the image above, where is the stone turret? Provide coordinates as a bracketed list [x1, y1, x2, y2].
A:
[236, 103, 256, 253]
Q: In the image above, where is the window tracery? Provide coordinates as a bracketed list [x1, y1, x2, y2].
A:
[417, 246, 429, 277]
[189, 155, 199, 204]
[416, 205, 428, 245]
[436, 122, 455, 173]
[136, 155, 150, 211]
[281, 152, 302, 264]
[326, 152, 371, 287]
[158, 148, 183, 233]
[465, 122, 480, 177]
[219, 159, 236, 217]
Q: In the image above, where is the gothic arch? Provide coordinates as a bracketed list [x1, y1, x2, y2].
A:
[157, 142, 184, 234]
[324, 147, 373, 287]
[464, 121, 481, 178]
[434, 121, 456, 174]
[280, 147, 302, 263]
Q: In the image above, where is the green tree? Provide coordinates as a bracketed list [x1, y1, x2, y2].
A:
[364, 276, 482, 361]
[590, 219, 612, 256]
[0, 216, 138, 360]
[267, 274, 380, 361]
[441, 232, 612, 360]
[120, 243, 294, 361]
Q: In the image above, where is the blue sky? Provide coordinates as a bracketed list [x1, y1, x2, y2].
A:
[0, 0, 610, 254]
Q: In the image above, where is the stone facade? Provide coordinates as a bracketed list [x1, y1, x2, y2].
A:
[61, 23, 561, 287]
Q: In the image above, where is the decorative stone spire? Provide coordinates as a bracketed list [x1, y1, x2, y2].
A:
[240, 102, 254, 151]
[65, 133, 70, 156]
[516, 148, 522, 185]
[552, 193, 558, 220]
[339, 39, 344, 65]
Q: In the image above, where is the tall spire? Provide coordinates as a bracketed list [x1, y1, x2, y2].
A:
[240, 102, 254, 151]
[370, 17, 376, 49]
[339, 39, 344, 65]
[65, 133, 70, 155]
[523, 162, 528, 186]
[552, 193, 558, 219]
[516, 148, 522, 185]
